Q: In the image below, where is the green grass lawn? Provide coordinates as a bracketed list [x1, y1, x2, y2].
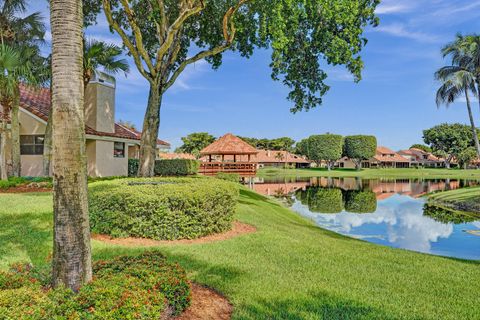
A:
[428, 186, 480, 214]
[258, 167, 480, 179]
[1, 190, 479, 319]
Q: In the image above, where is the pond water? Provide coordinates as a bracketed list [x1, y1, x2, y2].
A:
[251, 177, 480, 260]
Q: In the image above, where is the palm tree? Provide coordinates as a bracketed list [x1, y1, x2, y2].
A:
[435, 65, 480, 157]
[50, 0, 92, 290]
[442, 34, 480, 117]
[0, 0, 45, 46]
[0, 44, 38, 179]
[83, 38, 129, 88]
[0, 0, 45, 177]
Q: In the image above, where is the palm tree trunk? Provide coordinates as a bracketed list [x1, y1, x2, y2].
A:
[138, 82, 162, 177]
[50, 0, 92, 291]
[465, 89, 480, 157]
[0, 120, 8, 180]
[10, 87, 21, 177]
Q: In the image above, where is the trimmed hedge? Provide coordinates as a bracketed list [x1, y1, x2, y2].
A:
[154, 159, 199, 176]
[0, 252, 191, 318]
[216, 172, 240, 183]
[89, 177, 239, 240]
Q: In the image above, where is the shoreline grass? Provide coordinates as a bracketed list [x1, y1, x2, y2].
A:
[1, 188, 479, 319]
[428, 186, 480, 215]
[258, 167, 480, 179]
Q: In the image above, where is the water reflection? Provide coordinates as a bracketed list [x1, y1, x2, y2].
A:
[251, 177, 480, 259]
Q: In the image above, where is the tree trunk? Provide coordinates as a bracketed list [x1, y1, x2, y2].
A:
[0, 120, 7, 180]
[43, 112, 53, 176]
[138, 82, 162, 177]
[10, 88, 21, 177]
[354, 160, 361, 171]
[465, 89, 480, 157]
[50, 0, 92, 291]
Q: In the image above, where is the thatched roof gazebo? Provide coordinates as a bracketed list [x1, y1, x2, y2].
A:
[199, 133, 258, 176]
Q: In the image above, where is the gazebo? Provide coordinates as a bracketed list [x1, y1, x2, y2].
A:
[199, 133, 258, 176]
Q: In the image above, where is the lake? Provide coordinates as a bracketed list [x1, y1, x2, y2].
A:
[250, 176, 480, 260]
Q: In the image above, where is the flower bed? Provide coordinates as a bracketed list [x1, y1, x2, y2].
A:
[89, 177, 239, 240]
[0, 252, 190, 319]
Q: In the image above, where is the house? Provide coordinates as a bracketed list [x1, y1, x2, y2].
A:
[370, 146, 410, 168]
[398, 148, 444, 168]
[158, 152, 196, 160]
[337, 146, 410, 169]
[255, 150, 311, 168]
[0, 72, 170, 177]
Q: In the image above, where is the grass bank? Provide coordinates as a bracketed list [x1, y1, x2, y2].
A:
[428, 186, 480, 214]
[258, 167, 480, 179]
[1, 189, 479, 319]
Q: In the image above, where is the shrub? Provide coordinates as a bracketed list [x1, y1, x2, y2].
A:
[154, 159, 199, 176]
[89, 177, 239, 240]
[128, 158, 140, 177]
[344, 190, 377, 213]
[216, 172, 240, 183]
[0, 252, 191, 319]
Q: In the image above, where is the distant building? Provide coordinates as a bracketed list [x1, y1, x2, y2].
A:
[337, 146, 410, 169]
[398, 148, 444, 168]
[255, 150, 311, 169]
[158, 152, 195, 160]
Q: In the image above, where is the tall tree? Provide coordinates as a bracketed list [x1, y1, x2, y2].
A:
[176, 132, 215, 158]
[0, 0, 45, 177]
[308, 134, 344, 170]
[437, 37, 480, 157]
[343, 135, 377, 170]
[101, 0, 379, 176]
[423, 123, 474, 168]
[50, 0, 92, 290]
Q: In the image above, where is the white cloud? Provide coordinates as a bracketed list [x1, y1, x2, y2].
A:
[374, 23, 440, 43]
[376, 3, 412, 15]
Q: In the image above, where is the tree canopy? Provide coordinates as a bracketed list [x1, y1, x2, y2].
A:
[410, 144, 432, 153]
[343, 135, 377, 170]
[175, 132, 216, 157]
[239, 136, 296, 151]
[423, 123, 475, 167]
[306, 134, 344, 169]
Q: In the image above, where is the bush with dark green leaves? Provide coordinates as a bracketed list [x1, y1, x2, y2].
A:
[423, 204, 476, 224]
[128, 158, 139, 176]
[154, 159, 199, 176]
[343, 135, 377, 169]
[344, 190, 377, 213]
[216, 172, 240, 183]
[89, 177, 239, 240]
[0, 252, 191, 319]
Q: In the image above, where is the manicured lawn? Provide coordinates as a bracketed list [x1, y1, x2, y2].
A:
[428, 186, 480, 214]
[258, 167, 480, 179]
[1, 190, 479, 319]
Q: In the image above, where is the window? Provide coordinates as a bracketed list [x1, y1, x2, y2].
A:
[114, 142, 125, 158]
[20, 135, 44, 155]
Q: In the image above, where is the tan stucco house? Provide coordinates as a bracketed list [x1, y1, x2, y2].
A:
[0, 72, 170, 177]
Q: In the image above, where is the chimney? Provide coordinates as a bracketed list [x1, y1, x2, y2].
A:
[267, 150, 271, 157]
[84, 71, 116, 133]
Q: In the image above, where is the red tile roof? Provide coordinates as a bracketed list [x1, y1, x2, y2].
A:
[255, 150, 310, 164]
[374, 146, 409, 163]
[200, 133, 258, 155]
[159, 152, 196, 160]
[18, 84, 169, 146]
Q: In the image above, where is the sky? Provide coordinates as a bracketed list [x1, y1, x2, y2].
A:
[28, 0, 480, 151]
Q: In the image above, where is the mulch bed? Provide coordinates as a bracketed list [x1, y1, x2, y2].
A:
[92, 221, 257, 247]
[0, 186, 52, 193]
[174, 283, 232, 320]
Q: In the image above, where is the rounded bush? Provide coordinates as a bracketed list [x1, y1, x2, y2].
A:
[0, 252, 191, 319]
[89, 177, 239, 240]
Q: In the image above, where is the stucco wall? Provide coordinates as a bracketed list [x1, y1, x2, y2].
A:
[87, 139, 128, 177]
[18, 111, 46, 176]
[84, 83, 115, 133]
